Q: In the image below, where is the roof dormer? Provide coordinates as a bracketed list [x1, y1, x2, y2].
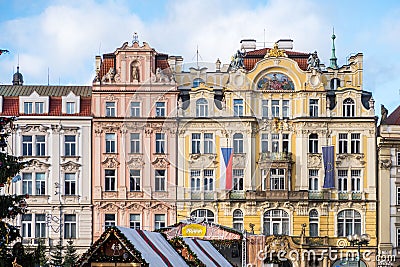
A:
[19, 91, 49, 114]
[62, 91, 81, 114]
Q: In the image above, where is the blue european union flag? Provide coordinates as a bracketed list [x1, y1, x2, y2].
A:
[322, 146, 335, 188]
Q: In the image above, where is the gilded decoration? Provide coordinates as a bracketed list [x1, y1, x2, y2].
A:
[265, 43, 287, 58]
[257, 73, 294, 91]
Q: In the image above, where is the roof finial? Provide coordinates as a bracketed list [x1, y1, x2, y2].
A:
[132, 32, 139, 44]
[329, 27, 338, 69]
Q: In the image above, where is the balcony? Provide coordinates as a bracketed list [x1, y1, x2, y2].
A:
[259, 152, 292, 162]
[338, 192, 349, 200]
[352, 192, 363, 200]
[229, 191, 246, 200]
[308, 191, 330, 200]
[191, 192, 201, 200]
[190, 191, 215, 200]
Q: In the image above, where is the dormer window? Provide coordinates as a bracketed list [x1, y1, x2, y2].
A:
[196, 98, 208, 117]
[35, 102, 44, 114]
[24, 102, 33, 114]
[20, 91, 49, 115]
[66, 102, 76, 114]
[343, 98, 355, 117]
[62, 92, 80, 114]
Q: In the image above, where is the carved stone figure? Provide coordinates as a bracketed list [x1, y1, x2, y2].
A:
[381, 104, 388, 122]
[307, 51, 321, 72]
[102, 67, 115, 83]
[131, 65, 139, 82]
[229, 49, 246, 70]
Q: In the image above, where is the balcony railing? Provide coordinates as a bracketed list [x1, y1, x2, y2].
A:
[204, 192, 214, 200]
[352, 192, 362, 200]
[259, 152, 292, 161]
[191, 192, 201, 200]
[338, 192, 349, 200]
[229, 191, 246, 200]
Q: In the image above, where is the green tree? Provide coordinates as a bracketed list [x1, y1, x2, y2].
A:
[49, 241, 63, 267]
[63, 240, 79, 267]
[34, 239, 48, 267]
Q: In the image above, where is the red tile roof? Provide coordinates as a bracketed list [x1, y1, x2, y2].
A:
[383, 105, 400, 125]
[99, 54, 115, 80]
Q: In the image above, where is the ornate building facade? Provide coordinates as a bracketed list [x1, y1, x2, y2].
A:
[91, 39, 181, 239]
[0, 81, 92, 254]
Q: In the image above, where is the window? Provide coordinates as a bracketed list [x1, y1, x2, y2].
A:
[233, 133, 243, 153]
[105, 170, 116, 191]
[36, 135, 45, 156]
[272, 134, 279, 153]
[270, 168, 285, 190]
[105, 214, 116, 229]
[193, 78, 204, 88]
[130, 133, 140, 153]
[282, 100, 289, 118]
[308, 169, 319, 191]
[204, 169, 214, 191]
[262, 100, 269, 118]
[196, 98, 208, 117]
[35, 173, 46, 195]
[65, 173, 76, 195]
[309, 99, 319, 117]
[263, 209, 289, 235]
[64, 214, 77, 239]
[338, 170, 348, 192]
[191, 133, 201, 154]
[35, 102, 44, 114]
[155, 170, 166, 191]
[338, 133, 348, 154]
[308, 134, 318, 153]
[337, 209, 361, 237]
[233, 99, 243, 117]
[22, 136, 33, 156]
[309, 210, 319, 237]
[351, 133, 360, 154]
[398, 228, 400, 247]
[262, 169, 268, 191]
[233, 209, 244, 232]
[191, 170, 201, 191]
[397, 187, 400, 205]
[156, 102, 166, 117]
[343, 98, 355, 117]
[22, 173, 32, 195]
[154, 214, 166, 230]
[21, 214, 32, 238]
[351, 170, 361, 192]
[397, 152, 400, 166]
[271, 100, 280, 118]
[155, 133, 165, 154]
[261, 134, 269, 153]
[105, 133, 116, 153]
[130, 170, 141, 191]
[24, 102, 33, 114]
[130, 102, 140, 117]
[66, 102, 76, 114]
[204, 133, 214, 154]
[35, 214, 46, 238]
[65, 135, 76, 156]
[105, 102, 116, 117]
[190, 209, 215, 223]
[233, 169, 244, 191]
[282, 134, 289, 153]
[130, 214, 141, 229]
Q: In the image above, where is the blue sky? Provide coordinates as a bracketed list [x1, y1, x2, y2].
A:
[1, 0, 400, 114]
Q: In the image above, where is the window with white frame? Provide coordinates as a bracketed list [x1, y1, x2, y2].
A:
[263, 209, 289, 235]
[397, 228, 400, 247]
[22, 172, 46, 196]
[271, 100, 280, 118]
[233, 209, 244, 231]
[64, 173, 76, 195]
[105, 133, 116, 153]
[62, 92, 80, 114]
[129, 170, 141, 191]
[338, 170, 348, 192]
[104, 169, 116, 191]
[343, 98, 355, 117]
[105, 102, 116, 117]
[156, 102, 166, 117]
[22, 173, 32, 195]
[64, 214, 77, 239]
[190, 170, 201, 191]
[337, 209, 361, 237]
[233, 133, 244, 153]
[130, 214, 141, 229]
[21, 214, 32, 238]
[155, 133, 165, 154]
[66, 102, 76, 114]
[233, 99, 244, 117]
[22, 135, 46, 156]
[397, 187, 400, 205]
[24, 102, 33, 114]
[351, 170, 361, 192]
[270, 168, 285, 190]
[35, 214, 47, 238]
[272, 134, 279, 153]
[64, 135, 76, 156]
[262, 169, 268, 190]
[35, 102, 44, 114]
[130, 101, 140, 117]
[155, 170, 166, 191]
[309, 99, 319, 117]
[261, 134, 269, 153]
[309, 169, 319, 191]
[191, 133, 214, 154]
[22, 136, 33, 156]
[191, 133, 201, 154]
[35, 173, 46, 195]
[338, 133, 348, 154]
[262, 100, 269, 118]
[105, 214, 116, 229]
[196, 98, 208, 117]
[204, 169, 214, 191]
[233, 169, 244, 191]
[351, 133, 361, 153]
[282, 100, 289, 118]
[308, 133, 318, 154]
[20, 92, 49, 114]
[204, 133, 214, 154]
[282, 134, 289, 153]
[190, 209, 214, 223]
[397, 152, 400, 166]
[309, 210, 319, 237]
[130, 133, 140, 153]
[154, 214, 166, 230]
[36, 135, 46, 156]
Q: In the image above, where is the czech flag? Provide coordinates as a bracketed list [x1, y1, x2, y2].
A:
[220, 148, 233, 190]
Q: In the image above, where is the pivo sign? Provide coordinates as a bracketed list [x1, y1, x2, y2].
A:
[182, 224, 206, 238]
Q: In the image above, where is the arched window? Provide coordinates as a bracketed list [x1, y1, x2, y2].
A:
[190, 209, 214, 223]
[196, 98, 208, 117]
[343, 98, 355, 117]
[263, 209, 289, 235]
[193, 78, 204, 88]
[337, 209, 361, 237]
[233, 133, 243, 153]
[309, 209, 319, 237]
[232, 209, 243, 232]
[308, 133, 318, 153]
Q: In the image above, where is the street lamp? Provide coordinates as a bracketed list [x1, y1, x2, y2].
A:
[347, 233, 371, 267]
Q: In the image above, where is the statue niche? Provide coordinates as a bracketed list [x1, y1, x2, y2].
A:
[130, 61, 140, 82]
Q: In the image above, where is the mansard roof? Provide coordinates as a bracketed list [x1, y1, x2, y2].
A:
[0, 85, 91, 97]
[382, 105, 400, 125]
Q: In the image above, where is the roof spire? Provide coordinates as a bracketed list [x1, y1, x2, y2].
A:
[329, 27, 338, 69]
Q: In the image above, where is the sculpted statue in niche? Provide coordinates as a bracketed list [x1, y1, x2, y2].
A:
[131, 62, 140, 82]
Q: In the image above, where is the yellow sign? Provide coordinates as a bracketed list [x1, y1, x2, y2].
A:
[182, 224, 206, 238]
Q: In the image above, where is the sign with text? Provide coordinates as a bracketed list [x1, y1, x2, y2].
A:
[182, 224, 206, 238]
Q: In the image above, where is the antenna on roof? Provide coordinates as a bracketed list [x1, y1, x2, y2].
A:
[192, 46, 203, 70]
[264, 28, 266, 48]
[47, 67, 50, 85]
